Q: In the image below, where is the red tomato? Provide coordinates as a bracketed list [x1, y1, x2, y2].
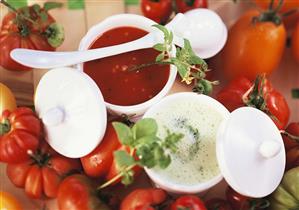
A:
[292, 20, 299, 63]
[175, 0, 208, 13]
[171, 195, 207, 210]
[226, 186, 269, 210]
[216, 76, 290, 130]
[141, 0, 173, 24]
[81, 123, 121, 177]
[0, 191, 22, 210]
[282, 122, 299, 170]
[222, 9, 286, 80]
[0, 4, 62, 71]
[120, 188, 167, 210]
[205, 198, 232, 210]
[0, 107, 42, 163]
[6, 142, 81, 199]
[58, 174, 110, 210]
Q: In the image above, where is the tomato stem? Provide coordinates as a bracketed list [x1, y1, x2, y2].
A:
[280, 130, 299, 142]
[0, 0, 36, 24]
[97, 164, 136, 190]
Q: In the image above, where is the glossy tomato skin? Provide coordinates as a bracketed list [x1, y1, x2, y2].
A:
[141, 0, 173, 24]
[282, 123, 299, 170]
[222, 10, 286, 80]
[216, 77, 290, 130]
[292, 20, 299, 63]
[171, 195, 207, 210]
[0, 107, 42, 163]
[175, 0, 208, 13]
[205, 198, 232, 210]
[6, 142, 81, 199]
[120, 188, 167, 210]
[0, 6, 55, 71]
[81, 123, 121, 177]
[58, 174, 110, 210]
[0, 191, 22, 210]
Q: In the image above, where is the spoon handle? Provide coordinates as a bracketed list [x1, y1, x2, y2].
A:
[10, 33, 157, 69]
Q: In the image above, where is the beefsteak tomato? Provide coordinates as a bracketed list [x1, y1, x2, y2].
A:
[171, 195, 207, 210]
[0, 83, 16, 113]
[0, 2, 64, 71]
[216, 76, 290, 130]
[0, 191, 22, 210]
[6, 142, 81, 199]
[222, 9, 286, 80]
[0, 107, 42, 163]
[141, 0, 173, 24]
[120, 188, 167, 210]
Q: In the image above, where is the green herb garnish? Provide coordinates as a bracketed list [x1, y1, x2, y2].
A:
[130, 24, 218, 95]
[98, 118, 183, 188]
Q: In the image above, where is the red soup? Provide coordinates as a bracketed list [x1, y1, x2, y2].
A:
[84, 27, 170, 106]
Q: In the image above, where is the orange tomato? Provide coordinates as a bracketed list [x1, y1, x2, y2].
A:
[222, 9, 286, 80]
[0, 83, 17, 113]
[0, 191, 22, 210]
[292, 20, 299, 63]
[254, 0, 299, 28]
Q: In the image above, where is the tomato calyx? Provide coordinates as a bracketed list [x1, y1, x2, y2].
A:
[248, 198, 270, 210]
[183, 0, 196, 7]
[0, 119, 11, 135]
[252, 0, 283, 25]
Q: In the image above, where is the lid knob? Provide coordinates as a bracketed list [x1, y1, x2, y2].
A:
[42, 107, 65, 126]
[259, 141, 281, 159]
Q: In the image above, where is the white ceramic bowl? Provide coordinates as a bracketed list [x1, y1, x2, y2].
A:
[143, 92, 230, 194]
[78, 14, 177, 116]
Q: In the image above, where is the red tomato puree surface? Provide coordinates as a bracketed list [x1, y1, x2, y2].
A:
[84, 27, 170, 106]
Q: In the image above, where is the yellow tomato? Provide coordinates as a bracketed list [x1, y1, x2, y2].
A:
[0, 83, 17, 113]
[0, 191, 22, 210]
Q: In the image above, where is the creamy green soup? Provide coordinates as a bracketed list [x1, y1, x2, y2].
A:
[150, 98, 224, 185]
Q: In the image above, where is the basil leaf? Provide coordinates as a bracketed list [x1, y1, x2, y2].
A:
[112, 122, 134, 145]
[132, 118, 158, 139]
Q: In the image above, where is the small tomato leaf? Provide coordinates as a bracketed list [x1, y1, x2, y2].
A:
[114, 150, 135, 169]
[156, 53, 165, 62]
[112, 122, 133, 146]
[153, 43, 165, 52]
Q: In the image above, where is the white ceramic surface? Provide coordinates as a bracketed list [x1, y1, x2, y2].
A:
[34, 67, 107, 158]
[78, 14, 177, 116]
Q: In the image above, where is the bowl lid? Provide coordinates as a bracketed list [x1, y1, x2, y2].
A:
[216, 107, 285, 198]
[34, 67, 107, 158]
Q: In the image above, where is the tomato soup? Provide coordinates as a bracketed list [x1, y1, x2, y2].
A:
[83, 27, 170, 106]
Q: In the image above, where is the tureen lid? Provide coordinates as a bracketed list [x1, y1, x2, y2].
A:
[217, 107, 286, 198]
[34, 67, 107, 158]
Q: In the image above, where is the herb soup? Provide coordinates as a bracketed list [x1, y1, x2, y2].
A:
[149, 98, 223, 185]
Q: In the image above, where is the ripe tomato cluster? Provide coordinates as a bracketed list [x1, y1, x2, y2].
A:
[141, 0, 208, 24]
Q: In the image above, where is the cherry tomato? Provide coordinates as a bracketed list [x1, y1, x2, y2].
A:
[141, 0, 173, 24]
[292, 20, 299, 63]
[0, 83, 16, 113]
[217, 76, 290, 130]
[171, 195, 207, 210]
[226, 186, 269, 210]
[0, 107, 42, 163]
[205, 198, 232, 210]
[175, 0, 208, 13]
[282, 122, 299, 170]
[58, 174, 110, 210]
[81, 122, 121, 177]
[222, 9, 286, 80]
[0, 3, 63, 71]
[0, 191, 22, 210]
[6, 142, 81, 199]
[120, 188, 167, 210]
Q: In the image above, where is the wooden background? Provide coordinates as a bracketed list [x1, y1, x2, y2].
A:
[0, 0, 298, 209]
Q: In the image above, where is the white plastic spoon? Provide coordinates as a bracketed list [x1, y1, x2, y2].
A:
[10, 9, 227, 69]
